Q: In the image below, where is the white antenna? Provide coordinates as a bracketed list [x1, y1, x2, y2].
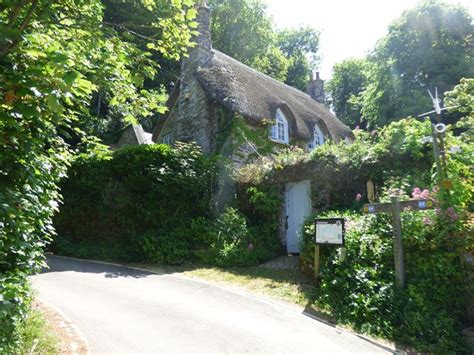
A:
[418, 87, 458, 118]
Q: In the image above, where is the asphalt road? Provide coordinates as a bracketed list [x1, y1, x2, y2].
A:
[31, 255, 392, 353]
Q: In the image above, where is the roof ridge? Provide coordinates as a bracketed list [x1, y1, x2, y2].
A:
[210, 49, 327, 108]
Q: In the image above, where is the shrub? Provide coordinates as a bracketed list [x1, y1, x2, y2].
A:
[235, 185, 283, 261]
[295, 117, 473, 353]
[206, 208, 258, 267]
[52, 143, 217, 264]
[300, 205, 470, 353]
[0, 127, 67, 352]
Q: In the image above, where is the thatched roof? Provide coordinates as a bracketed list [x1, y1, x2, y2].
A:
[195, 50, 353, 142]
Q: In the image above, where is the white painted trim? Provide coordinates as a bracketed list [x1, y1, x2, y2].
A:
[269, 108, 289, 144]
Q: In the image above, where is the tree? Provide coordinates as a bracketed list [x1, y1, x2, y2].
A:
[209, 0, 320, 89]
[359, 0, 474, 127]
[0, 0, 196, 350]
[277, 26, 320, 91]
[327, 58, 368, 128]
[209, 0, 274, 67]
[445, 78, 474, 138]
[344, 0, 474, 127]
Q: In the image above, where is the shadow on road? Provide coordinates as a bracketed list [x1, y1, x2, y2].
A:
[41, 255, 153, 279]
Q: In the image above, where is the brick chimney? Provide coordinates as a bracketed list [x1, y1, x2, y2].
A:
[307, 71, 325, 105]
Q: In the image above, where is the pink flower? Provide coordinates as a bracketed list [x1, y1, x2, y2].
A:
[422, 217, 434, 226]
[412, 187, 422, 199]
[355, 125, 360, 130]
[420, 189, 430, 199]
[445, 207, 458, 222]
[356, 193, 362, 202]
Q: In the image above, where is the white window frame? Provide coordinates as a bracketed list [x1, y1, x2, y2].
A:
[269, 109, 289, 144]
[162, 132, 172, 145]
[308, 124, 325, 150]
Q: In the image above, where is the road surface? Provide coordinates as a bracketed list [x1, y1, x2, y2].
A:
[31, 255, 392, 353]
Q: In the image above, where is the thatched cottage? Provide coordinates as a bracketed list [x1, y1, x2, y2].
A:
[118, 2, 353, 253]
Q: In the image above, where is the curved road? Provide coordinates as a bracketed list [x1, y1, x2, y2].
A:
[31, 256, 391, 353]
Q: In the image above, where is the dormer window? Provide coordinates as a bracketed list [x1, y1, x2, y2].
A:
[308, 124, 324, 150]
[269, 109, 289, 144]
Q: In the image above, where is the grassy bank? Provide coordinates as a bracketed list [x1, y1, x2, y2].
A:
[18, 305, 59, 355]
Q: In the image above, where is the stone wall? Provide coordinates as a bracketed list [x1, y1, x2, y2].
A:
[115, 126, 138, 148]
[173, 3, 216, 154]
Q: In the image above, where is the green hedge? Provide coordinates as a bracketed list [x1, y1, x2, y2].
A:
[53, 143, 217, 262]
[52, 143, 282, 266]
[300, 209, 471, 353]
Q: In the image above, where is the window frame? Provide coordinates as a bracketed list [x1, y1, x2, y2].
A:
[269, 109, 289, 144]
[308, 124, 325, 150]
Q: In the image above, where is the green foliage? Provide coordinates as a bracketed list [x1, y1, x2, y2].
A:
[240, 185, 283, 261]
[209, 0, 274, 69]
[53, 138, 282, 268]
[330, 0, 473, 127]
[445, 78, 474, 143]
[284, 54, 312, 92]
[239, 118, 434, 208]
[209, 0, 320, 90]
[276, 26, 320, 91]
[17, 306, 59, 354]
[205, 207, 258, 267]
[293, 118, 473, 352]
[253, 45, 289, 82]
[53, 143, 216, 262]
[327, 58, 368, 128]
[300, 207, 470, 353]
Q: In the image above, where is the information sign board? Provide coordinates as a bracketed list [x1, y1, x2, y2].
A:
[315, 218, 345, 246]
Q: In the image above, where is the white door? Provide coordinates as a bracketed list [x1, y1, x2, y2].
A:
[285, 180, 312, 253]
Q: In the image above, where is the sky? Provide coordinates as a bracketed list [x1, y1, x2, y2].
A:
[265, 0, 474, 79]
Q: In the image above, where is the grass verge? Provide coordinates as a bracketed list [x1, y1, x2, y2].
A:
[18, 305, 59, 355]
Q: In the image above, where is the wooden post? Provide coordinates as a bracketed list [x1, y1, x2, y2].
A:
[339, 247, 347, 262]
[367, 179, 375, 203]
[431, 123, 443, 183]
[391, 197, 405, 289]
[314, 245, 320, 282]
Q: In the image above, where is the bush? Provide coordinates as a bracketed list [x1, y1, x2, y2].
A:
[0, 123, 67, 352]
[206, 208, 258, 267]
[235, 185, 283, 262]
[52, 143, 217, 264]
[295, 117, 473, 353]
[300, 205, 470, 353]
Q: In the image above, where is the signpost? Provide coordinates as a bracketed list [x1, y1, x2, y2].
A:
[363, 197, 436, 289]
[314, 218, 345, 282]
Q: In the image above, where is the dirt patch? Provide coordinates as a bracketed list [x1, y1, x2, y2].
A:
[32, 300, 89, 354]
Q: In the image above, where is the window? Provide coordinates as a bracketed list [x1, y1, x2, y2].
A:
[308, 124, 324, 150]
[269, 109, 289, 144]
[162, 132, 172, 145]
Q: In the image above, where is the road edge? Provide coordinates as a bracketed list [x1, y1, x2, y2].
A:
[35, 297, 90, 354]
[44, 253, 397, 354]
